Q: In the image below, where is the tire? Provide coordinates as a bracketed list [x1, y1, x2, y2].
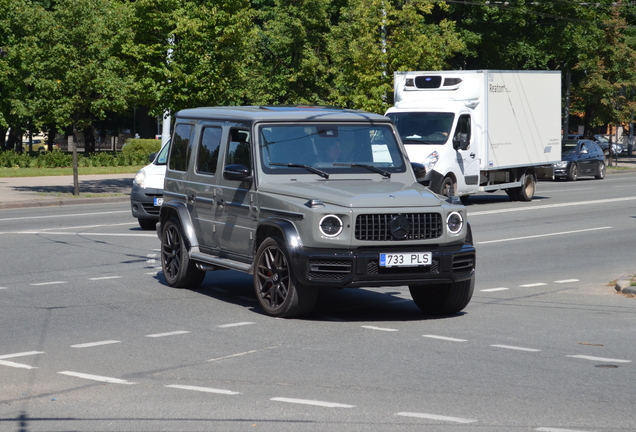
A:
[254, 237, 319, 318]
[138, 218, 157, 230]
[595, 161, 606, 179]
[566, 163, 578, 181]
[409, 277, 475, 315]
[161, 217, 206, 288]
[440, 176, 455, 198]
[516, 174, 535, 202]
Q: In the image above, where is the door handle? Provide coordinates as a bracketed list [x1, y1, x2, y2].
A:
[187, 194, 196, 205]
[470, 153, 475, 159]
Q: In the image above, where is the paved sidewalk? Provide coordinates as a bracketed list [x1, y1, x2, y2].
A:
[0, 173, 135, 209]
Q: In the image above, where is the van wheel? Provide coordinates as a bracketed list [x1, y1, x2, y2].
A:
[161, 217, 205, 288]
[440, 176, 456, 197]
[254, 237, 318, 318]
[409, 277, 474, 315]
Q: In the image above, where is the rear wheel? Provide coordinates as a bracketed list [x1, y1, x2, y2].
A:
[161, 217, 205, 288]
[254, 237, 319, 318]
[516, 174, 535, 202]
[595, 161, 606, 179]
[567, 163, 578, 181]
[409, 278, 475, 315]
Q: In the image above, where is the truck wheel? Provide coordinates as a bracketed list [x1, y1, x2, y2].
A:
[595, 161, 606, 179]
[440, 176, 456, 197]
[567, 163, 578, 181]
[161, 217, 206, 288]
[516, 174, 535, 202]
[409, 277, 474, 315]
[254, 237, 319, 318]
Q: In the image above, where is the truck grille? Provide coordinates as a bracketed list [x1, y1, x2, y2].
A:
[355, 213, 443, 241]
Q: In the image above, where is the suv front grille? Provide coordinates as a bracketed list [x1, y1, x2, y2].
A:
[307, 259, 352, 281]
[355, 213, 443, 241]
[453, 255, 475, 277]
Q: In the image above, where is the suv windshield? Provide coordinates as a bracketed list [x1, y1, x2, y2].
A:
[386, 112, 454, 145]
[259, 123, 406, 175]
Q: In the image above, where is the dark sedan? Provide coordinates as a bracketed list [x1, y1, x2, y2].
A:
[553, 140, 605, 181]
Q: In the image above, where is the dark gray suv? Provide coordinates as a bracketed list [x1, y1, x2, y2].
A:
[158, 106, 476, 317]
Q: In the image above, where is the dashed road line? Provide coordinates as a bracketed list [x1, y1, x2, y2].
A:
[166, 384, 239, 395]
[146, 331, 190, 338]
[519, 283, 547, 288]
[476, 226, 612, 245]
[0, 352, 44, 370]
[58, 371, 135, 384]
[567, 355, 631, 363]
[271, 397, 355, 408]
[554, 279, 580, 284]
[423, 335, 467, 342]
[71, 340, 121, 348]
[361, 325, 399, 332]
[30, 281, 67, 286]
[396, 412, 477, 423]
[535, 427, 590, 432]
[217, 322, 254, 328]
[481, 287, 509, 292]
[88, 276, 122, 281]
[491, 344, 541, 352]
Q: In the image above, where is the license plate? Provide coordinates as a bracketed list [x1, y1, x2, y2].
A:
[153, 197, 163, 206]
[380, 252, 432, 267]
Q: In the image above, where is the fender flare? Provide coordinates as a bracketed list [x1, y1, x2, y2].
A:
[158, 201, 199, 249]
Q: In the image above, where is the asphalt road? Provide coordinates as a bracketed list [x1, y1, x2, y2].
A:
[0, 172, 635, 432]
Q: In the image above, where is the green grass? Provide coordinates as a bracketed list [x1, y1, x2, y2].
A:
[0, 165, 144, 177]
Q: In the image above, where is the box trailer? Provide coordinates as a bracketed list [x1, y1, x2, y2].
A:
[386, 70, 562, 201]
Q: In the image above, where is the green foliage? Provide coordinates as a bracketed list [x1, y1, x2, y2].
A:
[122, 139, 162, 155]
[0, 150, 33, 168]
[35, 150, 73, 168]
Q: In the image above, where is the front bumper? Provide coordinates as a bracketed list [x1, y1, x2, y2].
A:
[290, 243, 475, 288]
[130, 185, 163, 220]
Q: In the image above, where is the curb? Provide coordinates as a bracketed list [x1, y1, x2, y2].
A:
[0, 195, 130, 210]
[615, 277, 636, 295]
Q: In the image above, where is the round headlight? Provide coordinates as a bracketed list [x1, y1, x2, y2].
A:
[319, 215, 343, 237]
[446, 211, 463, 234]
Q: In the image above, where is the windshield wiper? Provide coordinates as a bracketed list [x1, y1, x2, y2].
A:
[333, 163, 391, 178]
[270, 162, 329, 179]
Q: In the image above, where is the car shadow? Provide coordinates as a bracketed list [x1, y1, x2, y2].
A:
[153, 269, 467, 322]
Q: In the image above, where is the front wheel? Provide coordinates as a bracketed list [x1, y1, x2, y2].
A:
[595, 161, 606, 179]
[409, 278, 475, 315]
[254, 237, 319, 318]
[161, 217, 206, 288]
[439, 176, 456, 198]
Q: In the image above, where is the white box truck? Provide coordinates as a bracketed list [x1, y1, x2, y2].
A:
[386, 70, 561, 201]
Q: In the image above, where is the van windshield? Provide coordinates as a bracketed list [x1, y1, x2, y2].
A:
[387, 112, 454, 145]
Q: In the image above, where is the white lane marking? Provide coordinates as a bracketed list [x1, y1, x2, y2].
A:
[0, 360, 37, 369]
[271, 397, 355, 408]
[0, 351, 44, 360]
[567, 355, 631, 363]
[166, 385, 239, 395]
[361, 325, 399, 332]
[481, 287, 509, 292]
[146, 331, 190, 338]
[0, 210, 129, 222]
[536, 428, 590, 432]
[37, 222, 137, 231]
[30, 281, 67, 286]
[217, 322, 255, 328]
[477, 226, 612, 245]
[58, 371, 135, 384]
[491, 344, 541, 352]
[470, 196, 636, 216]
[520, 283, 547, 288]
[554, 279, 580, 284]
[423, 335, 467, 342]
[88, 276, 122, 281]
[71, 340, 121, 348]
[14, 232, 156, 237]
[208, 346, 278, 362]
[0, 287, 6, 290]
[396, 412, 477, 423]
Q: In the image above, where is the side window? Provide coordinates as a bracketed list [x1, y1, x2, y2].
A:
[196, 127, 222, 175]
[169, 124, 194, 172]
[226, 129, 251, 167]
[456, 114, 471, 140]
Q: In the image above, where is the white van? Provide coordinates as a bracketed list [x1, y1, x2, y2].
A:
[130, 141, 169, 230]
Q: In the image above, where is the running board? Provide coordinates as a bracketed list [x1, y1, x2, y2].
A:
[190, 253, 253, 274]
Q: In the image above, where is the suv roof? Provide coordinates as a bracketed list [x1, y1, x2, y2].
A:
[175, 105, 389, 122]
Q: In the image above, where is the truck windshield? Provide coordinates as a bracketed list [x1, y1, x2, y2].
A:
[259, 123, 406, 176]
[387, 112, 454, 145]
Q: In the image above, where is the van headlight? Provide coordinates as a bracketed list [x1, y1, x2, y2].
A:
[133, 169, 147, 188]
[446, 211, 463, 234]
[423, 151, 439, 172]
[319, 215, 343, 237]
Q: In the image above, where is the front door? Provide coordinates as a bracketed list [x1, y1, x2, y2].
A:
[454, 113, 480, 193]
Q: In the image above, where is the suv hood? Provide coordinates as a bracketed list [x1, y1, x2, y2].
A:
[259, 180, 442, 208]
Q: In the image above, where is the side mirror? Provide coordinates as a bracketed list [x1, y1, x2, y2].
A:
[411, 162, 426, 182]
[453, 133, 470, 151]
[223, 164, 252, 181]
[148, 152, 157, 163]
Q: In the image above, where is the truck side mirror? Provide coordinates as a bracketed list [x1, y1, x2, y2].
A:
[453, 133, 470, 151]
[223, 164, 252, 181]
